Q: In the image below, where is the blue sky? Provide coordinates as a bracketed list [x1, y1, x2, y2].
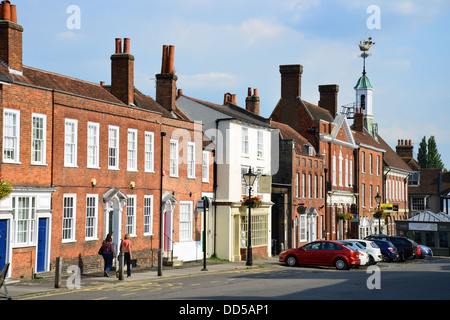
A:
[18, 0, 450, 168]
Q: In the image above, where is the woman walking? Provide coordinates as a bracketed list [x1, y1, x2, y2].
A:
[101, 233, 115, 277]
[120, 234, 133, 278]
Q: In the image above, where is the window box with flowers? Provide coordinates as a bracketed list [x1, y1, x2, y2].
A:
[240, 195, 262, 209]
[337, 211, 354, 221]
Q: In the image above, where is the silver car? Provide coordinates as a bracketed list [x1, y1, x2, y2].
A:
[346, 239, 383, 265]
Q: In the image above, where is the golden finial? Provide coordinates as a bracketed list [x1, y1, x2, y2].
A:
[359, 36, 375, 52]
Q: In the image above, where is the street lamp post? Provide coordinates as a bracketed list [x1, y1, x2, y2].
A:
[375, 192, 381, 234]
[243, 168, 258, 267]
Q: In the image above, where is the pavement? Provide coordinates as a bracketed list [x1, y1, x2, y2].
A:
[3, 256, 280, 300]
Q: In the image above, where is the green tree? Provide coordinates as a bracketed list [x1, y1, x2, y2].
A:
[417, 136, 428, 168]
[427, 136, 445, 169]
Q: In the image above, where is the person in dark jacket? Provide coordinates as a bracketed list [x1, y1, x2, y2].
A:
[101, 233, 116, 277]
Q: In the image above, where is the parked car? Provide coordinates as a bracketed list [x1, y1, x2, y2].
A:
[365, 235, 417, 261]
[346, 239, 383, 265]
[368, 239, 400, 262]
[279, 240, 360, 270]
[336, 241, 370, 266]
[417, 244, 433, 259]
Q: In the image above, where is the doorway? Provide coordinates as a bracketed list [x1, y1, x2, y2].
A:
[36, 218, 49, 272]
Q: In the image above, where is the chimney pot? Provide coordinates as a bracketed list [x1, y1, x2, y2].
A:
[253, 88, 258, 96]
[123, 38, 130, 54]
[1, 1, 10, 21]
[177, 89, 183, 96]
[115, 38, 122, 54]
[248, 87, 252, 97]
[167, 45, 175, 74]
[231, 94, 237, 104]
[10, 4, 16, 23]
[100, 81, 105, 86]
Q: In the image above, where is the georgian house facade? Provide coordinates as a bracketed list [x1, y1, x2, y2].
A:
[0, 3, 211, 279]
[176, 89, 276, 262]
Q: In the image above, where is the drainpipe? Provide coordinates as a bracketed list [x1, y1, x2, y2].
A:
[159, 131, 166, 276]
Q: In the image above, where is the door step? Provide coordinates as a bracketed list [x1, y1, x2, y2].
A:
[163, 256, 183, 267]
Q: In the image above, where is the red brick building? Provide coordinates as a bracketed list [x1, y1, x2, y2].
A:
[0, 3, 211, 279]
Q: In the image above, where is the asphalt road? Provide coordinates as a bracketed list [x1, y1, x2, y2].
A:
[22, 256, 450, 301]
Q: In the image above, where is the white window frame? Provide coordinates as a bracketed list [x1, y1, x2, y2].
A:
[339, 151, 343, 186]
[62, 194, 77, 242]
[144, 131, 154, 172]
[127, 129, 138, 171]
[332, 153, 336, 186]
[12, 196, 36, 246]
[361, 151, 366, 173]
[349, 159, 353, 187]
[345, 158, 349, 187]
[377, 155, 380, 176]
[241, 126, 249, 157]
[257, 129, 264, 159]
[87, 122, 100, 168]
[187, 142, 196, 178]
[108, 125, 120, 170]
[126, 195, 136, 236]
[241, 165, 250, 195]
[170, 139, 179, 177]
[31, 113, 47, 165]
[143, 195, 154, 236]
[3, 108, 20, 163]
[362, 184, 365, 208]
[85, 194, 98, 240]
[302, 173, 306, 198]
[299, 214, 307, 242]
[295, 173, 299, 198]
[179, 201, 193, 242]
[202, 151, 209, 183]
[64, 119, 78, 167]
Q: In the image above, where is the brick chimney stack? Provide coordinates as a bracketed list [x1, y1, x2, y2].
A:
[156, 45, 178, 112]
[111, 38, 135, 105]
[245, 87, 260, 115]
[396, 139, 414, 159]
[318, 84, 339, 119]
[0, 1, 23, 73]
[353, 107, 364, 132]
[280, 65, 303, 100]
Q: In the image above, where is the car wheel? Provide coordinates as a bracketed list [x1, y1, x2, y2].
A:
[286, 255, 298, 267]
[382, 253, 390, 262]
[334, 258, 348, 270]
[368, 255, 375, 265]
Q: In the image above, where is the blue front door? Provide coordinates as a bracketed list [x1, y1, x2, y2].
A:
[37, 218, 48, 272]
[0, 220, 8, 271]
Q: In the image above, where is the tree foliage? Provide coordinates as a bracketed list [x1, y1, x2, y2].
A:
[417, 136, 445, 170]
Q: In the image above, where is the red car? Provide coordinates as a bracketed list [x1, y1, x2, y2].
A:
[279, 241, 360, 270]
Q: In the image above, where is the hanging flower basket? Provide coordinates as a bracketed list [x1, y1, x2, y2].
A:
[240, 195, 262, 208]
[373, 209, 386, 219]
[337, 212, 354, 221]
[0, 174, 13, 201]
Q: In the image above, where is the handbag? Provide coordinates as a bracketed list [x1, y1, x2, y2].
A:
[98, 245, 104, 255]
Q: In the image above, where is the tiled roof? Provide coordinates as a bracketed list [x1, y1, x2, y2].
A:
[271, 121, 313, 156]
[408, 211, 450, 222]
[302, 99, 334, 122]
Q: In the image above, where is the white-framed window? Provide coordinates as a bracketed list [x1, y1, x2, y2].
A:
[302, 173, 306, 198]
[257, 130, 264, 158]
[308, 174, 312, 198]
[295, 173, 299, 198]
[144, 131, 154, 172]
[339, 151, 343, 186]
[370, 185, 373, 208]
[362, 184, 365, 208]
[241, 126, 249, 156]
[170, 139, 179, 177]
[369, 153, 373, 175]
[187, 142, 195, 178]
[63, 194, 76, 242]
[349, 159, 353, 187]
[299, 214, 307, 242]
[332, 153, 336, 186]
[241, 165, 250, 195]
[12, 196, 36, 246]
[202, 151, 209, 183]
[127, 129, 137, 171]
[179, 201, 193, 241]
[108, 125, 119, 170]
[144, 195, 153, 235]
[126, 195, 136, 236]
[377, 155, 380, 176]
[64, 119, 78, 167]
[314, 175, 318, 199]
[85, 194, 98, 240]
[345, 158, 349, 187]
[320, 175, 324, 198]
[31, 113, 47, 165]
[361, 151, 366, 173]
[3, 108, 20, 163]
[87, 122, 100, 168]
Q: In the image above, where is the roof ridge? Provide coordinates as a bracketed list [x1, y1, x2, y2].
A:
[23, 65, 103, 87]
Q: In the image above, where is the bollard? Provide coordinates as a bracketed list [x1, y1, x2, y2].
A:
[157, 249, 163, 276]
[54, 257, 62, 288]
[118, 252, 124, 280]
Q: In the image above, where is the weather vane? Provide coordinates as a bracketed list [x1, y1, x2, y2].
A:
[359, 36, 375, 76]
